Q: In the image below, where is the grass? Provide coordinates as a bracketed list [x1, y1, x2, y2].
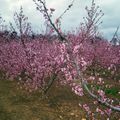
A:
[0, 75, 120, 120]
[105, 87, 119, 96]
[88, 84, 120, 98]
[0, 79, 86, 120]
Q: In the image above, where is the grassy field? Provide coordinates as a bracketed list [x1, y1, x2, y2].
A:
[0, 78, 86, 120]
[0, 76, 120, 120]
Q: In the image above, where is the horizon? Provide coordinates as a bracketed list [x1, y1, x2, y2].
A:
[0, 0, 120, 40]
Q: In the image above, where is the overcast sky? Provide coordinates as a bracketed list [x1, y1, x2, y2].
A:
[0, 0, 120, 40]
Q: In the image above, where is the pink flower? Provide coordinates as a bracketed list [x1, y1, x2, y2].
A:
[98, 90, 105, 97]
[104, 109, 112, 116]
[96, 108, 104, 115]
[72, 84, 84, 96]
[89, 76, 95, 80]
[73, 45, 80, 54]
[82, 104, 91, 114]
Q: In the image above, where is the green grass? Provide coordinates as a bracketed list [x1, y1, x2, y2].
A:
[88, 84, 120, 97]
[105, 88, 119, 96]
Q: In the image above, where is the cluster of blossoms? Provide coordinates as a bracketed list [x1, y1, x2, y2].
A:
[71, 83, 84, 96]
[0, 35, 120, 93]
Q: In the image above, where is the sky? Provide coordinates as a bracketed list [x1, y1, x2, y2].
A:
[0, 0, 120, 40]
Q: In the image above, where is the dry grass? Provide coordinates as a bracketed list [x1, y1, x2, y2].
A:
[0, 75, 119, 120]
